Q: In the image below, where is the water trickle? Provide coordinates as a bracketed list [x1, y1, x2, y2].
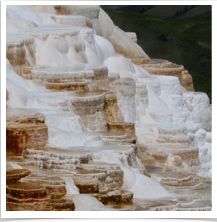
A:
[61, 176, 80, 195]
[72, 194, 104, 211]
[9, 162, 23, 169]
[95, 148, 170, 199]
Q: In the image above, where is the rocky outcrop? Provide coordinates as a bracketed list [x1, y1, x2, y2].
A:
[50, 15, 92, 28]
[31, 65, 95, 86]
[6, 124, 48, 156]
[104, 92, 124, 123]
[73, 178, 99, 193]
[140, 59, 194, 91]
[6, 169, 31, 183]
[6, 36, 36, 75]
[8, 146, 135, 206]
[6, 168, 75, 211]
[129, 57, 149, 65]
[6, 109, 48, 156]
[110, 77, 137, 123]
[137, 125, 199, 173]
[91, 190, 133, 204]
[45, 78, 91, 91]
[180, 70, 194, 91]
[107, 122, 135, 137]
[68, 91, 107, 131]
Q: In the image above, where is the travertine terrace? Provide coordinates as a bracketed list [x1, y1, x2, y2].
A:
[5, 5, 212, 212]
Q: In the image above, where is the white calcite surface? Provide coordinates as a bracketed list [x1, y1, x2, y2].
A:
[6, 62, 32, 108]
[40, 110, 87, 147]
[109, 76, 137, 123]
[126, 32, 137, 43]
[194, 129, 212, 177]
[5, 4, 212, 211]
[72, 194, 104, 211]
[31, 5, 102, 33]
[183, 91, 212, 132]
[99, 8, 149, 58]
[104, 55, 136, 73]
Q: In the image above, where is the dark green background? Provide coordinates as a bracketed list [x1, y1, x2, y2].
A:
[102, 7, 212, 103]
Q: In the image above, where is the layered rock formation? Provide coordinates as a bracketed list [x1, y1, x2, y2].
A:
[6, 109, 48, 156]
[6, 167, 75, 211]
[5, 4, 211, 212]
[139, 59, 194, 91]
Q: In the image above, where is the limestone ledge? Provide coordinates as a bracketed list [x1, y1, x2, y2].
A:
[91, 190, 133, 204]
[69, 91, 107, 131]
[129, 57, 149, 65]
[45, 79, 91, 91]
[50, 15, 92, 28]
[6, 35, 36, 75]
[6, 124, 48, 156]
[6, 109, 48, 156]
[6, 169, 31, 183]
[139, 144, 198, 172]
[107, 122, 135, 137]
[141, 61, 194, 91]
[31, 68, 95, 86]
[104, 92, 124, 123]
[7, 108, 45, 124]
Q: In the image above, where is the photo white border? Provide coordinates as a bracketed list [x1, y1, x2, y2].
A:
[1, 1, 216, 219]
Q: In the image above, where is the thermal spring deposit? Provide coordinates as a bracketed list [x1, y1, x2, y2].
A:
[5, 5, 212, 212]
